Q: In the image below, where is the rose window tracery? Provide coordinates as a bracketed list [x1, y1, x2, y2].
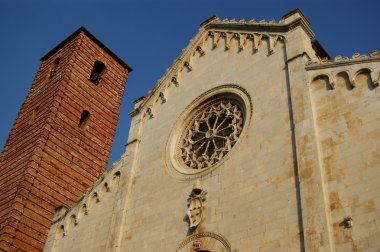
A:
[180, 100, 244, 169]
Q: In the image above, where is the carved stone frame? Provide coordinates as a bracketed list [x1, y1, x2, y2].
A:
[175, 231, 232, 252]
[165, 84, 252, 180]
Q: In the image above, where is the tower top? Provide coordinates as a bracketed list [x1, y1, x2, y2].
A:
[40, 26, 133, 72]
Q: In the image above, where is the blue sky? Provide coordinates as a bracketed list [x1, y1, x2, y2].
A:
[0, 0, 379, 168]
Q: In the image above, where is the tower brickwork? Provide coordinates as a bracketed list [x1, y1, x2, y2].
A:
[0, 27, 131, 251]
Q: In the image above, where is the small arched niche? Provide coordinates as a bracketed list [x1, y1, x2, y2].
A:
[90, 61, 105, 85]
[334, 71, 353, 90]
[101, 182, 110, 194]
[57, 225, 66, 238]
[78, 110, 90, 128]
[88, 192, 99, 209]
[49, 57, 61, 80]
[67, 214, 77, 230]
[111, 171, 121, 188]
[78, 203, 88, 219]
[354, 68, 376, 90]
[311, 74, 332, 91]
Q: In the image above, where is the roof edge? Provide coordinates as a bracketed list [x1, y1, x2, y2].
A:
[40, 26, 133, 72]
[199, 15, 218, 27]
[311, 40, 331, 60]
[282, 8, 310, 25]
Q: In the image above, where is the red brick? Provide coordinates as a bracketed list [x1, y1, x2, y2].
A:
[0, 27, 130, 251]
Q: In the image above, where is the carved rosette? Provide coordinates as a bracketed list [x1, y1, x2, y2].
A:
[165, 85, 252, 180]
[180, 100, 243, 170]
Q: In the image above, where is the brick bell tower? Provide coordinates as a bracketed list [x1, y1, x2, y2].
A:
[0, 27, 132, 251]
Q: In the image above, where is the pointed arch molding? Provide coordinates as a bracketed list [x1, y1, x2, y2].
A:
[130, 26, 285, 120]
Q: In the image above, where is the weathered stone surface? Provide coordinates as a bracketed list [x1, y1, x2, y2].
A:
[44, 9, 380, 252]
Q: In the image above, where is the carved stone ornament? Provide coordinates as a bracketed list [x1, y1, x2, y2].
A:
[187, 180, 207, 227]
[180, 100, 243, 170]
[165, 85, 252, 180]
[370, 50, 379, 57]
[176, 232, 232, 252]
[192, 240, 202, 251]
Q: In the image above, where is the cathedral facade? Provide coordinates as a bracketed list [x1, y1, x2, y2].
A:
[3, 9, 380, 252]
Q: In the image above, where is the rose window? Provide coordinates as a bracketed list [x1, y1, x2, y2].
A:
[180, 100, 244, 169]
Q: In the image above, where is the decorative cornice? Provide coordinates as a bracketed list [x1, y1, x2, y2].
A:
[130, 29, 285, 119]
[130, 13, 312, 120]
[128, 107, 140, 117]
[306, 50, 380, 70]
[203, 16, 314, 38]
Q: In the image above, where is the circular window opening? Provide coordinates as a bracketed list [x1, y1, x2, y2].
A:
[165, 85, 252, 180]
[179, 96, 244, 170]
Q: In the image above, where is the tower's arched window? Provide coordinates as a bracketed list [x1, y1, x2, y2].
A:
[78, 110, 90, 128]
[49, 57, 61, 79]
[90, 61, 105, 85]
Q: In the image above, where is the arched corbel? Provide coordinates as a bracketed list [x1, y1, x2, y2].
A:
[92, 192, 100, 203]
[112, 171, 121, 184]
[145, 107, 154, 119]
[351, 72, 358, 88]
[346, 70, 354, 89]
[184, 56, 193, 71]
[184, 61, 192, 71]
[239, 33, 248, 50]
[268, 35, 279, 55]
[70, 214, 78, 226]
[159, 91, 166, 103]
[221, 32, 232, 50]
[212, 31, 221, 48]
[195, 45, 205, 56]
[327, 72, 335, 89]
[206, 31, 214, 42]
[249, 33, 262, 52]
[81, 203, 89, 216]
[171, 76, 179, 87]
[370, 69, 379, 87]
[59, 225, 66, 237]
[102, 182, 111, 192]
[232, 33, 243, 50]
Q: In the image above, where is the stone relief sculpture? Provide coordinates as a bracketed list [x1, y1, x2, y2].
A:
[187, 180, 207, 227]
[176, 231, 232, 252]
